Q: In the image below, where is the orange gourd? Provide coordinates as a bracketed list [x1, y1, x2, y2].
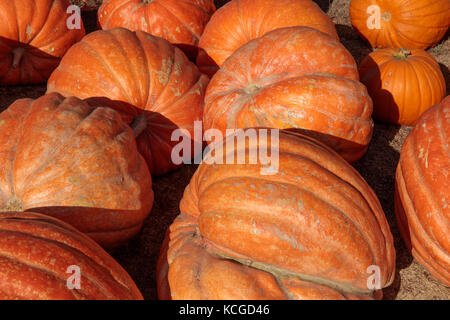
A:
[0, 93, 153, 248]
[98, 0, 215, 59]
[197, 0, 338, 76]
[349, 0, 450, 49]
[395, 96, 450, 286]
[204, 27, 373, 163]
[47, 28, 209, 176]
[157, 129, 396, 300]
[0, 211, 143, 299]
[0, 0, 85, 85]
[359, 48, 446, 125]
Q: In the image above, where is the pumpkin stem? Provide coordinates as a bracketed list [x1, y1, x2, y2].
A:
[393, 48, 411, 60]
[131, 114, 147, 138]
[12, 47, 26, 69]
[142, 0, 154, 4]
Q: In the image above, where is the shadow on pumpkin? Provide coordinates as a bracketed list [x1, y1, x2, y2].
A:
[26, 205, 151, 251]
[83, 96, 203, 177]
[358, 54, 401, 124]
[0, 37, 60, 85]
[335, 24, 373, 65]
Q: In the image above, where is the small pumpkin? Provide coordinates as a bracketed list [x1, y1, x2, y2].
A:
[349, 0, 450, 49]
[395, 96, 450, 286]
[0, 0, 85, 85]
[0, 211, 143, 299]
[204, 27, 373, 163]
[0, 93, 153, 248]
[157, 129, 396, 300]
[359, 48, 446, 125]
[98, 0, 216, 59]
[47, 28, 209, 176]
[197, 0, 338, 76]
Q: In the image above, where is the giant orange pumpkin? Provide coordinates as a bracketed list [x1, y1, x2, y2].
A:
[395, 96, 450, 286]
[204, 27, 373, 163]
[157, 129, 396, 299]
[0, 93, 153, 248]
[0, 211, 143, 299]
[349, 0, 450, 49]
[47, 28, 209, 176]
[359, 48, 446, 126]
[196, 0, 338, 76]
[0, 0, 85, 85]
[98, 0, 216, 59]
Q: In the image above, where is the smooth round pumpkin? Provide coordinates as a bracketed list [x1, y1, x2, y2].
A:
[395, 96, 450, 286]
[359, 48, 446, 126]
[0, 211, 143, 300]
[204, 26, 373, 163]
[349, 0, 450, 49]
[47, 28, 209, 176]
[0, 0, 85, 85]
[98, 0, 216, 59]
[196, 0, 338, 76]
[0, 93, 153, 249]
[157, 129, 396, 299]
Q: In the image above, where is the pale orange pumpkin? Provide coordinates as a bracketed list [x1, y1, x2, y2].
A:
[0, 211, 143, 299]
[359, 48, 446, 125]
[0, 93, 153, 248]
[47, 28, 209, 176]
[204, 26, 373, 163]
[157, 129, 396, 300]
[395, 96, 450, 286]
[197, 0, 338, 76]
[0, 0, 85, 85]
[349, 0, 450, 49]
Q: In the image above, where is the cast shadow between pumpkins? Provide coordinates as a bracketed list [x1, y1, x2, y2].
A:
[353, 121, 414, 300]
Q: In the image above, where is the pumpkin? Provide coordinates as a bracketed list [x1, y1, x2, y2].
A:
[359, 48, 446, 126]
[0, 211, 143, 299]
[395, 96, 450, 286]
[349, 0, 450, 49]
[196, 0, 339, 76]
[47, 28, 209, 176]
[98, 0, 216, 59]
[157, 129, 396, 300]
[0, 93, 153, 249]
[0, 0, 85, 85]
[204, 26, 373, 163]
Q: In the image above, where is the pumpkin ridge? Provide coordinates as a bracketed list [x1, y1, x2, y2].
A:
[81, 39, 135, 104]
[0, 213, 141, 292]
[206, 244, 376, 297]
[0, 236, 110, 298]
[396, 164, 450, 271]
[0, 253, 84, 299]
[404, 135, 447, 249]
[155, 1, 200, 42]
[27, 0, 53, 46]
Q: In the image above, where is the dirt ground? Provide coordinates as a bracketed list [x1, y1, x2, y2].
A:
[0, 0, 449, 300]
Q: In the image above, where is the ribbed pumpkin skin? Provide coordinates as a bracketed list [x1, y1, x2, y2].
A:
[359, 48, 446, 126]
[196, 0, 338, 76]
[98, 0, 215, 59]
[204, 27, 373, 163]
[0, 0, 85, 85]
[395, 96, 450, 286]
[0, 211, 143, 300]
[0, 93, 153, 249]
[157, 129, 396, 300]
[47, 28, 209, 176]
[349, 0, 450, 49]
